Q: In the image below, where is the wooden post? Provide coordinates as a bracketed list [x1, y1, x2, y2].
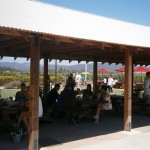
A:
[93, 60, 97, 94]
[29, 35, 40, 150]
[43, 57, 49, 112]
[85, 63, 87, 84]
[55, 59, 57, 83]
[124, 49, 132, 131]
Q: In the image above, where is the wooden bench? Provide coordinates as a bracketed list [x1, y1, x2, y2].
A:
[53, 107, 85, 119]
[133, 102, 150, 115]
[52, 106, 98, 124]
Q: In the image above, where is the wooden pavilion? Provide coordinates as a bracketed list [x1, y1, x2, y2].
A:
[0, 0, 150, 149]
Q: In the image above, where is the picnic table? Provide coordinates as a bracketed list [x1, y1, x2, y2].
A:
[134, 83, 144, 91]
[110, 95, 150, 115]
[132, 97, 150, 115]
[0, 99, 18, 125]
[110, 95, 124, 113]
[113, 82, 124, 89]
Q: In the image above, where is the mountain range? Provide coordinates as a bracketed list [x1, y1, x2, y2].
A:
[0, 62, 123, 72]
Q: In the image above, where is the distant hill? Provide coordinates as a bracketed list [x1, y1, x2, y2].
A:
[0, 62, 123, 72]
[0, 66, 22, 72]
[0, 62, 30, 72]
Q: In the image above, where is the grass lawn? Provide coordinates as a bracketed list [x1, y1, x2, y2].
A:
[0, 88, 124, 99]
[0, 89, 19, 99]
[113, 88, 124, 95]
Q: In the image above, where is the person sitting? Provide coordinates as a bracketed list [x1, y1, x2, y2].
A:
[15, 83, 28, 103]
[47, 84, 60, 109]
[6, 84, 27, 122]
[66, 73, 76, 90]
[46, 84, 60, 118]
[93, 85, 101, 100]
[93, 85, 112, 123]
[82, 84, 93, 99]
[56, 85, 80, 125]
[56, 85, 76, 109]
[16, 86, 43, 133]
[75, 88, 82, 95]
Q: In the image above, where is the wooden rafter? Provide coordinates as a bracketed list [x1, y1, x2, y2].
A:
[0, 27, 150, 64]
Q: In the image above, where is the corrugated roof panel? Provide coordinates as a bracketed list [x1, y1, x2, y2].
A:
[0, 0, 150, 48]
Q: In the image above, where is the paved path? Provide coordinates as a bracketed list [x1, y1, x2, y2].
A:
[40, 126, 150, 150]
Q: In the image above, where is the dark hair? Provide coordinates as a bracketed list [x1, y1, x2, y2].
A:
[21, 83, 26, 87]
[68, 76, 73, 80]
[87, 84, 91, 88]
[146, 72, 150, 76]
[55, 84, 60, 88]
[69, 73, 73, 77]
[101, 85, 107, 91]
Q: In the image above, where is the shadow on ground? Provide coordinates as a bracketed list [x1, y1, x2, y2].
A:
[0, 112, 150, 150]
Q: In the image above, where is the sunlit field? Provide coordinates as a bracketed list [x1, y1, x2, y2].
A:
[0, 87, 124, 99]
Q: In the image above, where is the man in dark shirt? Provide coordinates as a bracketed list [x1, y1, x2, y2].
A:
[15, 83, 27, 103]
[47, 84, 60, 108]
[82, 84, 93, 99]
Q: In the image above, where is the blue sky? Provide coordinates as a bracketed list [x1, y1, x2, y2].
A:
[1, 0, 150, 65]
[39, 0, 150, 26]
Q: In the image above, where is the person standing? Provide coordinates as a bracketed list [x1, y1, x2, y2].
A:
[103, 77, 107, 85]
[144, 72, 150, 104]
[107, 75, 114, 93]
[47, 75, 51, 91]
[75, 72, 82, 89]
[66, 73, 76, 90]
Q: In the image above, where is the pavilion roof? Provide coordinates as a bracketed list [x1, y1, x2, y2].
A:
[0, 0, 150, 65]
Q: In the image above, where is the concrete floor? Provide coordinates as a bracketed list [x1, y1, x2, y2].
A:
[0, 112, 150, 150]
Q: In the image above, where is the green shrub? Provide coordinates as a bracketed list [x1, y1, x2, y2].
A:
[4, 80, 21, 89]
[0, 73, 66, 88]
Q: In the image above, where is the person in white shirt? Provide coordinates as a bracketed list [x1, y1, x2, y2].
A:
[144, 72, 150, 104]
[17, 86, 43, 133]
[103, 78, 107, 85]
[113, 78, 118, 87]
[107, 76, 114, 93]
[75, 72, 82, 89]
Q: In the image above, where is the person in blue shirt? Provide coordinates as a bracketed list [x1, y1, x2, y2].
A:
[15, 83, 28, 103]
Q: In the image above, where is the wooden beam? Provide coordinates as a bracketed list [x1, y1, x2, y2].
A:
[124, 49, 132, 131]
[93, 60, 97, 94]
[55, 59, 57, 83]
[0, 27, 30, 42]
[115, 62, 120, 65]
[41, 44, 88, 53]
[78, 60, 81, 64]
[69, 60, 72, 63]
[41, 34, 75, 44]
[43, 57, 49, 112]
[17, 31, 30, 41]
[0, 38, 23, 48]
[0, 27, 22, 36]
[29, 35, 40, 150]
[86, 61, 90, 64]
[5, 42, 28, 51]
[59, 59, 62, 63]
[0, 48, 29, 58]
